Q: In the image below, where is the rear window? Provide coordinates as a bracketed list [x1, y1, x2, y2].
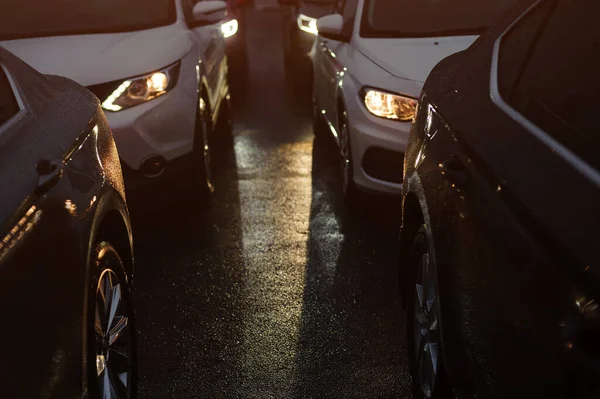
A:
[498, 0, 600, 171]
[0, 66, 19, 127]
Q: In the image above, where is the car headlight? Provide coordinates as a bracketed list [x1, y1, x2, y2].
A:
[297, 14, 318, 36]
[221, 19, 239, 38]
[101, 62, 180, 112]
[362, 88, 418, 121]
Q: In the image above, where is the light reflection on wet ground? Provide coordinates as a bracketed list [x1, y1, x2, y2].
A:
[131, 5, 412, 398]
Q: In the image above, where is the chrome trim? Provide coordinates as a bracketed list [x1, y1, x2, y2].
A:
[489, 0, 600, 187]
[0, 63, 27, 135]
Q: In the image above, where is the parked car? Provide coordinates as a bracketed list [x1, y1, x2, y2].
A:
[399, 0, 600, 398]
[223, 0, 251, 93]
[224, 0, 250, 62]
[0, 0, 234, 196]
[312, 0, 514, 203]
[279, 0, 335, 68]
[0, 47, 136, 398]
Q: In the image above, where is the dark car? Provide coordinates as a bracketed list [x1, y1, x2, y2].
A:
[280, 0, 335, 68]
[224, 0, 250, 72]
[0, 47, 136, 398]
[398, 0, 600, 398]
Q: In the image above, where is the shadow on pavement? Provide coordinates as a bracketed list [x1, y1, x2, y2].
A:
[291, 132, 413, 398]
[128, 105, 248, 397]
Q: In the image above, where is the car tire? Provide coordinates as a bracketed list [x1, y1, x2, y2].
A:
[215, 93, 233, 139]
[87, 241, 137, 399]
[406, 226, 452, 399]
[338, 105, 360, 206]
[193, 94, 215, 198]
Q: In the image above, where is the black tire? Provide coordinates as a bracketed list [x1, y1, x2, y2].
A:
[215, 93, 233, 138]
[193, 93, 215, 198]
[406, 226, 452, 399]
[338, 105, 360, 206]
[87, 241, 137, 399]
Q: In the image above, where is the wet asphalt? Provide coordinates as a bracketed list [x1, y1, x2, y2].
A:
[130, 5, 413, 398]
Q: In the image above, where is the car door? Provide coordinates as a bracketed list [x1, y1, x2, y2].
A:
[318, 0, 356, 130]
[184, 0, 228, 114]
[438, 1, 600, 397]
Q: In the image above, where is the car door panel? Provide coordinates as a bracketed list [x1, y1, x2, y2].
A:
[186, 0, 227, 116]
[429, 6, 600, 392]
[320, 40, 344, 130]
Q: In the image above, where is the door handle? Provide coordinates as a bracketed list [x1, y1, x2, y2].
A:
[442, 158, 468, 189]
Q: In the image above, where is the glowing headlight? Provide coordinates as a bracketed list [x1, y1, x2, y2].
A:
[221, 19, 239, 38]
[102, 62, 180, 112]
[297, 14, 318, 36]
[362, 88, 418, 121]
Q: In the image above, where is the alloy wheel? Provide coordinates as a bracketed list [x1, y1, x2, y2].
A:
[413, 252, 440, 398]
[95, 269, 132, 399]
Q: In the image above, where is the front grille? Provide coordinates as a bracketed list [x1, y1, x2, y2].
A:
[86, 80, 121, 103]
[362, 147, 404, 184]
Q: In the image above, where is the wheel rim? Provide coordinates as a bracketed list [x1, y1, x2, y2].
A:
[95, 269, 132, 399]
[339, 112, 351, 194]
[199, 97, 214, 192]
[413, 252, 439, 398]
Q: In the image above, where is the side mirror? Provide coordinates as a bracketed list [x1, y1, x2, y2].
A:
[193, 1, 228, 25]
[317, 14, 346, 41]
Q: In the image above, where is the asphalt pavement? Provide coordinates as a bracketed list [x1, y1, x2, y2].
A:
[130, 6, 412, 398]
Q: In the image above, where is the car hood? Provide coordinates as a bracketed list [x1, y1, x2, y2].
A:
[0, 23, 193, 86]
[298, 1, 335, 19]
[355, 35, 477, 83]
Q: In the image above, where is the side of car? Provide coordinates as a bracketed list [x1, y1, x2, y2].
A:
[399, 1, 600, 398]
[0, 49, 135, 398]
[177, 0, 234, 195]
[311, 0, 424, 202]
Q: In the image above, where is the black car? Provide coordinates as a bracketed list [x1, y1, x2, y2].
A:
[280, 0, 335, 68]
[399, 1, 600, 398]
[0, 47, 136, 398]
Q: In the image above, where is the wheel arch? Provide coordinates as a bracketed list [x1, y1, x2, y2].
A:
[95, 209, 134, 282]
[398, 191, 425, 307]
[86, 188, 134, 282]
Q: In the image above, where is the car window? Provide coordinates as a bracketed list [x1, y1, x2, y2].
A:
[498, 0, 600, 171]
[0, 66, 19, 127]
[182, 0, 198, 26]
[342, 0, 357, 17]
[360, 0, 515, 38]
[0, 0, 176, 40]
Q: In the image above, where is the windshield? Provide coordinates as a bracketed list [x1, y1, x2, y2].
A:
[360, 0, 515, 38]
[0, 0, 176, 40]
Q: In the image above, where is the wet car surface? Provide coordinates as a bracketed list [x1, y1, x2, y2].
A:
[129, 5, 412, 398]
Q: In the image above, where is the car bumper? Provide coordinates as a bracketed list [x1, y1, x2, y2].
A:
[347, 95, 409, 195]
[103, 55, 198, 173]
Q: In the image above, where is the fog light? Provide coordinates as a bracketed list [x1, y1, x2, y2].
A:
[140, 156, 166, 177]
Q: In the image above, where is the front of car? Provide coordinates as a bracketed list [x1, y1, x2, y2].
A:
[288, 0, 335, 63]
[344, 0, 512, 194]
[0, 47, 134, 398]
[0, 0, 202, 179]
[223, 0, 247, 71]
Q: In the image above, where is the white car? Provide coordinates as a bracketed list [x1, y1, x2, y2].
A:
[0, 0, 235, 195]
[311, 0, 514, 201]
